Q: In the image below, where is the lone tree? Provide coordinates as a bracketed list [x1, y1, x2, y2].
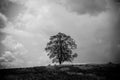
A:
[45, 32, 77, 65]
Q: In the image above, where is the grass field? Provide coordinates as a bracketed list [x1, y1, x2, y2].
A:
[0, 63, 120, 80]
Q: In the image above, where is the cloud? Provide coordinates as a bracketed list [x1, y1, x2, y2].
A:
[0, 50, 27, 68]
[0, 0, 119, 68]
[57, 0, 108, 15]
[0, 0, 25, 21]
[0, 13, 8, 67]
[0, 13, 7, 29]
[114, 0, 120, 3]
[0, 51, 15, 62]
[0, 35, 28, 68]
[7, 0, 114, 65]
[1, 36, 27, 55]
[8, 0, 108, 15]
[107, 0, 120, 63]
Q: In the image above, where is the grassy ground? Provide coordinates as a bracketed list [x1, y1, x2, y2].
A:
[0, 63, 120, 80]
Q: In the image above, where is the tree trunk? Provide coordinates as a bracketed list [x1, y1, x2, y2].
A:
[59, 36, 62, 65]
[59, 61, 62, 65]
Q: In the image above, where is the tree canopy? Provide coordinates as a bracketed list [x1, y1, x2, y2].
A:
[45, 32, 77, 65]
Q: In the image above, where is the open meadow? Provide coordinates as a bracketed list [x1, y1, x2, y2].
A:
[0, 63, 120, 80]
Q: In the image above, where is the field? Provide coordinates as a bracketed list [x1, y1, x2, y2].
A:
[0, 63, 120, 80]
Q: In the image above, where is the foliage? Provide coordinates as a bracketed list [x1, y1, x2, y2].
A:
[45, 32, 77, 64]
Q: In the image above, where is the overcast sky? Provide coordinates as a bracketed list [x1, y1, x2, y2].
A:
[0, 0, 120, 68]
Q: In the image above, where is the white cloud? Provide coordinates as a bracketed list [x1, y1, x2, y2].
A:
[2, 35, 27, 54]
[0, 35, 28, 67]
[0, 0, 117, 67]
[0, 13, 7, 29]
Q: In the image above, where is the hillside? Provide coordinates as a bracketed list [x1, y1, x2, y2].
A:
[0, 63, 120, 80]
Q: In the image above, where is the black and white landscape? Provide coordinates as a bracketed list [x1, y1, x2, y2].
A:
[0, 0, 120, 80]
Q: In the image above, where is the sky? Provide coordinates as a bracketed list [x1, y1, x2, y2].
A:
[0, 0, 120, 68]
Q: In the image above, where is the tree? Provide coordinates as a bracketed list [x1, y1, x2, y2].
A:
[45, 32, 78, 65]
